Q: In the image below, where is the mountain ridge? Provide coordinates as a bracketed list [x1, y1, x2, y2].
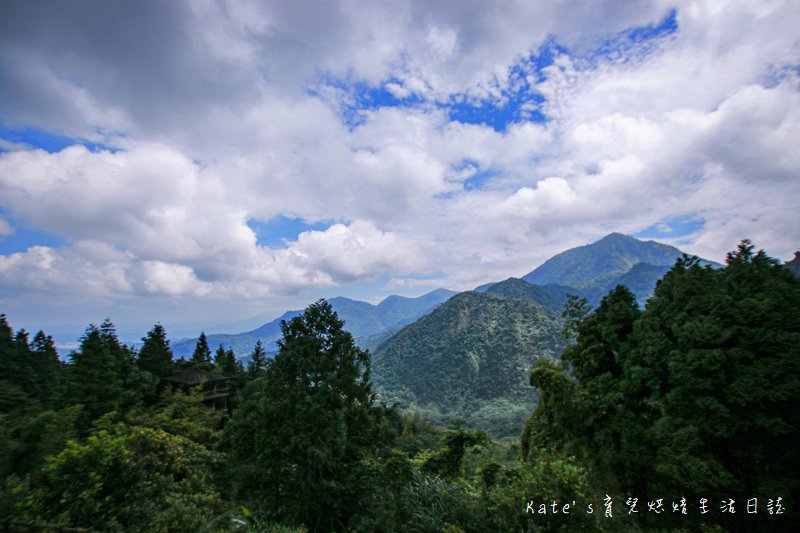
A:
[171, 288, 457, 359]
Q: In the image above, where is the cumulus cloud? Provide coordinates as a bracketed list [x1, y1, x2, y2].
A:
[0, 0, 798, 331]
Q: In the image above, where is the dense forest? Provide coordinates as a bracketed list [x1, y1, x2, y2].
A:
[0, 241, 797, 532]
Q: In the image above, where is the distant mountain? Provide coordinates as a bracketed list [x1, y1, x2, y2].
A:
[523, 233, 684, 288]
[786, 252, 800, 276]
[520, 233, 718, 305]
[374, 288, 458, 327]
[371, 291, 564, 436]
[171, 288, 457, 360]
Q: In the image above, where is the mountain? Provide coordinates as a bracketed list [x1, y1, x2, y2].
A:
[371, 290, 564, 436]
[521, 233, 718, 305]
[171, 288, 457, 360]
[523, 233, 684, 288]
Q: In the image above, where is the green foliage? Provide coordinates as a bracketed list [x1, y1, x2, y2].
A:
[127, 387, 223, 447]
[228, 506, 309, 532]
[29, 330, 63, 405]
[561, 293, 591, 340]
[227, 299, 399, 532]
[25, 423, 225, 531]
[137, 323, 175, 379]
[422, 421, 488, 479]
[215, 344, 240, 377]
[67, 320, 156, 426]
[484, 447, 592, 533]
[68, 324, 127, 422]
[191, 331, 213, 370]
[372, 291, 564, 435]
[0, 404, 82, 478]
[402, 470, 477, 533]
[30, 429, 135, 529]
[525, 242, 800, 531]
[246, 339, 268, 379]
[0, 316, 63, 408]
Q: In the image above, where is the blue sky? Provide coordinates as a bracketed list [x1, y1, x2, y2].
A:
[1, 0, 798, 344]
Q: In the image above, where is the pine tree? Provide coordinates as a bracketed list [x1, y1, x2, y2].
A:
[13, 329, 37, 400]
[30, 330, 62, 404]
[137, 324, 174, 379]
[0, 314, 15, 379]
[0, 316, 34, 412]
[190, 332, 212, 370]
[213, 345, 230, 373]
[67, 319, 154, 424]
[68, 324, 126, 422]
[246, 340, 268, 379]
[228, 299, 396, 531]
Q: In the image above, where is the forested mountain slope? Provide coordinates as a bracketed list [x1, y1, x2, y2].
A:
[371, 290, 564, 435]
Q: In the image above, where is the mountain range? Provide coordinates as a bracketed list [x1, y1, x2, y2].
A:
[170, 232, 729, 435]
[174, 233, 720, 360]
[171, 288, 457, 359]
[369, 233, 723, 435]
[479, 232, 719, 305]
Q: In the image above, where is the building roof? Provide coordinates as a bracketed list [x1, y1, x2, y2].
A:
[164, 370, 228, 385]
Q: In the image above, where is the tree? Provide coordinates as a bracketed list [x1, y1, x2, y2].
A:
[524, 285, 643, 492]
[12, 330, 37, 401]
[214, 345, 234, 374]
[247, 340, 268, 379]
[228, 299, 397, 532]
[524, 243, 800, 531]
[24, 423, 225, 531]
[421, 420, 487, 478]
[67, 320, 155, 426]
[30, 330, 62, 405]
[560, 293, 591, 341]
[137, 323, 174, 379]
[0, 314, 13, 373]
[631, 245, 800, 506]
[190, 332, 212, 370]
[68, 325, 126, 422]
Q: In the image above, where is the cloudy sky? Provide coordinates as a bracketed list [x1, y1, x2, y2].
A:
[1, 0, 798, 343]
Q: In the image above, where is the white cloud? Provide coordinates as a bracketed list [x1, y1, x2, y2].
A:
[140, 260, 212, 297]
[0, 0, 799, 332]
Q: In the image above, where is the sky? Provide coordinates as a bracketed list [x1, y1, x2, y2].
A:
[1, 0, 799, 344]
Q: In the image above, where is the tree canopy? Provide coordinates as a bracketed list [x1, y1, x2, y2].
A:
[228, 299, 397, 531]
[524, 242, 800, 531]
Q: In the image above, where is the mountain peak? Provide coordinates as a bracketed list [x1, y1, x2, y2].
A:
[598, 232, 635, 242]
[522, 233, 685, 291]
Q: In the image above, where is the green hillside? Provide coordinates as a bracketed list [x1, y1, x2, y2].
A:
[371, 291, 564, 435]
[484, 278, 580, 311]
